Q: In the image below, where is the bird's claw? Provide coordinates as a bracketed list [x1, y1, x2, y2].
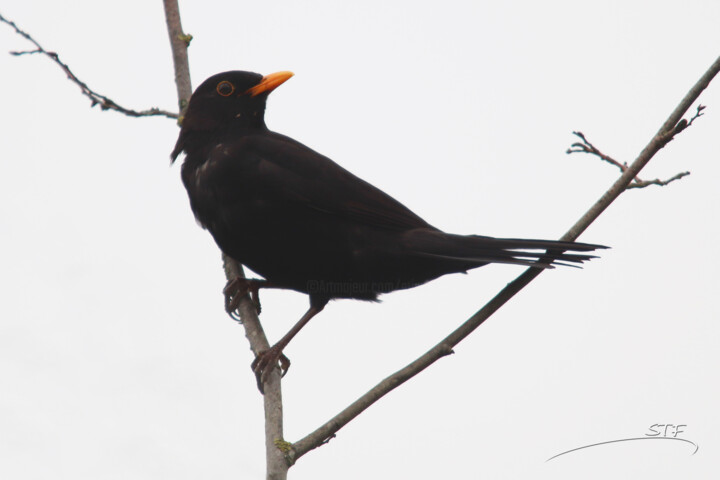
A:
[224, 277, 262, 314]
[251, 347, 291, 394]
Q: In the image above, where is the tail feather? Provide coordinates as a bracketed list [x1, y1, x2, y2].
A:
[405, 230, 608, 269]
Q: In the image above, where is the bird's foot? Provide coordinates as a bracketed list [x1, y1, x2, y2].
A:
[224, 277, 263, 314]
[251, 347, 291, 394]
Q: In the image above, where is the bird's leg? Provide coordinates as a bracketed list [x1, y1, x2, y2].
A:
[252, 303, 325, 394]
[224, 278, 271, 314]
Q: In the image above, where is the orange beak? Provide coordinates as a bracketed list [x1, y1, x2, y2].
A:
[246, 71, 294, 97]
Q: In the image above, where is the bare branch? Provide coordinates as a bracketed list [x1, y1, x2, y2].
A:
[222, 256, 288, 480]
[567, 128, 695, 190]
[160, 2, 288, 479]
[566, 131, 640, 181]
[162, 0, 192, 113]
[0, 12, 178, 119]
[673, 104, 706, 134]
[626, 171, 691, 189]
[290, 54, 720, 462]
[10, 4, 714, 475]
[3, 6, 287, 479]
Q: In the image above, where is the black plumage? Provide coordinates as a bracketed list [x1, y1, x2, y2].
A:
[172, 70, 606, 391]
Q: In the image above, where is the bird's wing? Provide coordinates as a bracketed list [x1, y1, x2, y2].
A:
[206, 132, 434, 231]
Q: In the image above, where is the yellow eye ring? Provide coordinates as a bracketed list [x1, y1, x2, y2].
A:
[216, 81, 235, 97]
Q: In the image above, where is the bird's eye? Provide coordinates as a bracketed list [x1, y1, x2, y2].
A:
[216, 81, 235, 97]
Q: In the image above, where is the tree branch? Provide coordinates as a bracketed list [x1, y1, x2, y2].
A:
[566, 131, 641, 181]
[625, 171, 691, 189]
[565, 104, 706, 190]
[162, 0, 192, 113]
[0, 12, 178, 119]
[7, 6, 716, 476]
[3, 7, 288, 478]
[160, 2, 288, 479]
[289, 54, 720, 462]
[221, 255, 287, 480]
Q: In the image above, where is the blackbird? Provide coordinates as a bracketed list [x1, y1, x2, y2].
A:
[171, 70, 606, 392]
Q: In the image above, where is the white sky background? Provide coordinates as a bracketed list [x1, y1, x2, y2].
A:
[1, 1, 719, 478]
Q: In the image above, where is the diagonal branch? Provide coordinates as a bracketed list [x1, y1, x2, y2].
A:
[0, 12, 178, 119]
[289, 54, 720, 463]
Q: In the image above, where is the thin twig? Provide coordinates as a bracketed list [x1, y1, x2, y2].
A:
[567, 128, 695, 189]
[673, 104, 706, 134]
[567, 104, 704, 190]
[626, 171, 691, 189]
[289, 54, 720, 463]
[0, 12, 178, 119]
[566, 131, 641, 181]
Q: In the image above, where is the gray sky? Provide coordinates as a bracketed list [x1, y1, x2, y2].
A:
[2, 1, 719, 479]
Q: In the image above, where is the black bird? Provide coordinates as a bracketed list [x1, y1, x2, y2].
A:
[171, 70, 606, 392]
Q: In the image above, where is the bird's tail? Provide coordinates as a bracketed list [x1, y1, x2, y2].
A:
[406, 229, 607, 269]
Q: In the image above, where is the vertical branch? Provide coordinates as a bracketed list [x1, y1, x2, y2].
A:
[162, 0, 192, 111]
[223, 257, 288, 480]
[161, 2, 288, 479]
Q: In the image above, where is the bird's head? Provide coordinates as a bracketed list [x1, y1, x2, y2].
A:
[171, 70, 294, 161]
